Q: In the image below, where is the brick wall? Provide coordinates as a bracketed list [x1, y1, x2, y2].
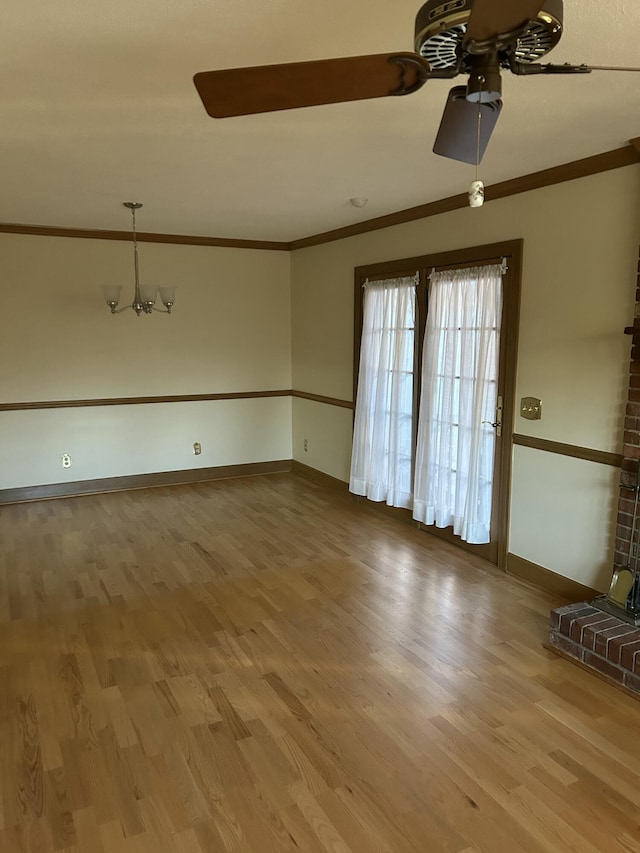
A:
[615, 245, 640, 568]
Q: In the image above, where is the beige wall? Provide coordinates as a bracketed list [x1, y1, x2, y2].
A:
[290, 166, 640, 590]
[0, 234, 292, 487]
[292, 398, 353, 480]
[3, 167, 639, 590]
[510, 447, 620, 591]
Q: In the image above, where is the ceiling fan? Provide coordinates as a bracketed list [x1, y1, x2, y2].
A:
[193, 0, 639, 165]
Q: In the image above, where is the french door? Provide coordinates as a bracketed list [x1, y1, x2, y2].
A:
[353, 240, 523, 570]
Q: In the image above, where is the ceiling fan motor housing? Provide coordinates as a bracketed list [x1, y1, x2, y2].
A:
[415, 0, 563, 69]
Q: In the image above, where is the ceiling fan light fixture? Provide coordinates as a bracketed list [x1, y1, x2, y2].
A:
[466, 61, 502, 104]
[466, 82, 501, 103]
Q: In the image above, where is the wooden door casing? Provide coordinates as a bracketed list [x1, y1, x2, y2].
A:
[353, 239, 523, 570]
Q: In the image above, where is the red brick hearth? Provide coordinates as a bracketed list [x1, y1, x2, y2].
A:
[549, 602, 640, 696]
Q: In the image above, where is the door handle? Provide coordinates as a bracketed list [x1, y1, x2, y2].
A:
[482, 420, 502, 437]
[482, 396, 503, 437]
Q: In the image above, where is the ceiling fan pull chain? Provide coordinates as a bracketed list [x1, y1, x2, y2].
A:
[468, 99, 485, 208]
[476, 108, 482, 182]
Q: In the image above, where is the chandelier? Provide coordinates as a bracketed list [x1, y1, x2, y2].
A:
[102, 202, 176, 316]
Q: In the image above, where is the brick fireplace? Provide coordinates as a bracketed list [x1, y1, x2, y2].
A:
[549, 603, 640, 694]
[548, 245, 640, 697]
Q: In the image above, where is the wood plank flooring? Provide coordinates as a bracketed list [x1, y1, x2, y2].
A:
[0, 472, 638, 852]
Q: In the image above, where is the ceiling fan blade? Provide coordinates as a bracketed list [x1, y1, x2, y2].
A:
[464, 0, 546, 50]
[194, 53, 430, 118]
[432, 87, 502, 165]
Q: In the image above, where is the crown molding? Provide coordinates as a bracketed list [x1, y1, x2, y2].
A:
[1, 145, 638, 252]
[0, 223, 289, 251]
[290, 144, 640, 249]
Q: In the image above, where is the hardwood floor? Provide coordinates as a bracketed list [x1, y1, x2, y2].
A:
[0, 473, 638, 852]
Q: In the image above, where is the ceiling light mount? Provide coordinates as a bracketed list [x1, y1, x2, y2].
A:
[102, 202, 176, 316]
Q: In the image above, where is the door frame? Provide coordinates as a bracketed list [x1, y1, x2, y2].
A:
[353, 239, 523, 572]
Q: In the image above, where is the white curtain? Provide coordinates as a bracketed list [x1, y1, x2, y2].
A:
[349, 276, 417, 508]
[413, 264, 503, 544]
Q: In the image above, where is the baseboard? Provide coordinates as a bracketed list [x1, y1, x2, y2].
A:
[292, 462, 424, 530]
[0, 460, 293, 505]
[291, 460, 349, 493]
[507, 552, 600, 602]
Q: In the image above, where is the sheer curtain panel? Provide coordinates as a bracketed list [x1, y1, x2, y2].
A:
[350, 276, 417, 508]
[413, 264, 503, 544]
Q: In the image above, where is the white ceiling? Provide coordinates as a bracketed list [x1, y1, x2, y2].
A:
[2, 0, 639, 242]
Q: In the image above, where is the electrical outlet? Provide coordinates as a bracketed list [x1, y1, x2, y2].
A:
[303, 438, 308, 452]
[193, 442, 202, 455]
[61, 453, 71, 469]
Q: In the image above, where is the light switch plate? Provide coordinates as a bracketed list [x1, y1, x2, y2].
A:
[521, 397, 542, 420]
